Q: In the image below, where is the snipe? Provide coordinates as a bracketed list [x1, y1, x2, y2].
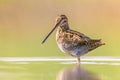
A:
[42, 15, 105, 64]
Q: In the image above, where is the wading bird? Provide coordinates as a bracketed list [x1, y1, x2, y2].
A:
[42, 15, 105, 64]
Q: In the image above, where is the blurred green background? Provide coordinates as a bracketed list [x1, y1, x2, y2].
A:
[0, 0, 120, 57]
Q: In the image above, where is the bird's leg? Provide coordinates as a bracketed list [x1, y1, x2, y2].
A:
[77, 57, 80, 64]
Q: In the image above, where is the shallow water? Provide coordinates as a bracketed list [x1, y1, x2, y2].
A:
[0, 57, 120, 80]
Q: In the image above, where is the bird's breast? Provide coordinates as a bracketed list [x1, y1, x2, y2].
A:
[56, 29, 72, 54]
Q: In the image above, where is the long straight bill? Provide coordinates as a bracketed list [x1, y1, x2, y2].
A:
[41, 20, 61, 44]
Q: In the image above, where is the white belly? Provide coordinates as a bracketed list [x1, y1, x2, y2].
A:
[57, 43, 88, 57]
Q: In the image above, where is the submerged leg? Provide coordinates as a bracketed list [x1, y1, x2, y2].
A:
[77, 57, 80, 64]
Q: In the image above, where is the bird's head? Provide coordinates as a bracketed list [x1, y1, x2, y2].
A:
[55, 15, 69, 30]
[41, 15, 69, 44]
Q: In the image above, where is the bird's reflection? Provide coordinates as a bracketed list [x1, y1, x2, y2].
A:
[57, 65, 100, 80]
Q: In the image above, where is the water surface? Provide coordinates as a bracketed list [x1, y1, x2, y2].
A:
[0, 57, 120, 80]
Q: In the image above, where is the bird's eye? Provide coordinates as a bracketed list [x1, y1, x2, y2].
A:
[60, 17, 63, 20]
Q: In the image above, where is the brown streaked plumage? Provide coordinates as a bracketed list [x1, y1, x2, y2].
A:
[42, 15, 105, 64]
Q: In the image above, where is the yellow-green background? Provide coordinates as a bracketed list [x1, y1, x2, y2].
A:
[0, 0, 120, 57]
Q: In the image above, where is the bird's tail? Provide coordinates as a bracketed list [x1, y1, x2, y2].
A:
[88, 39, 105, 51]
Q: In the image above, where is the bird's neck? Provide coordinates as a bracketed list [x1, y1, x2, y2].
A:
[59, 22, 69, 31]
